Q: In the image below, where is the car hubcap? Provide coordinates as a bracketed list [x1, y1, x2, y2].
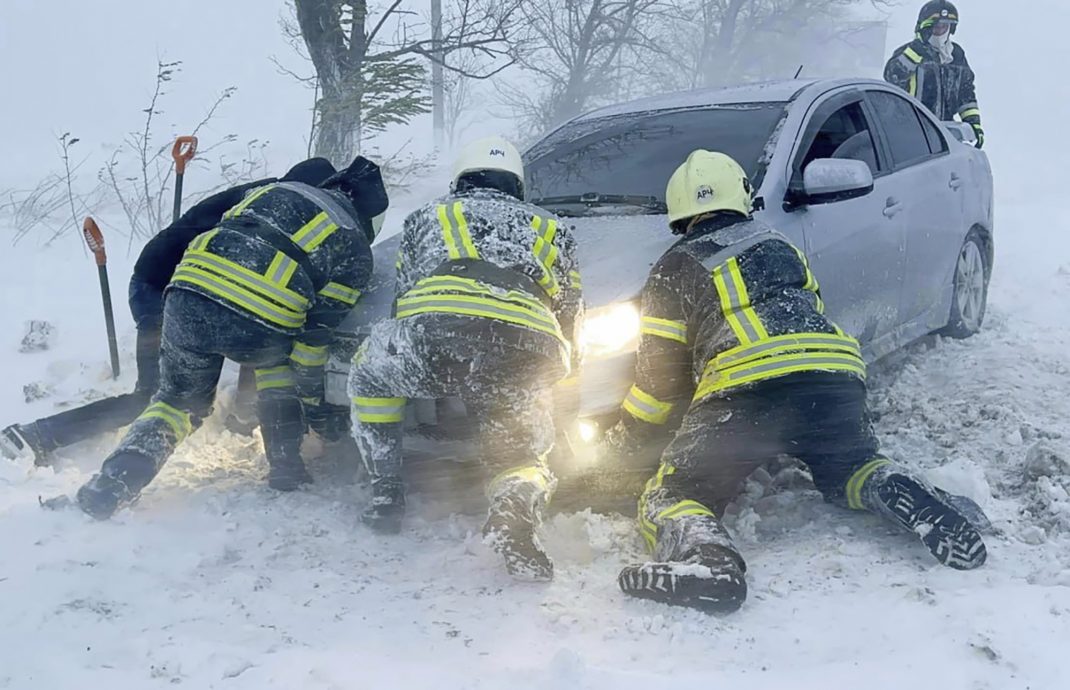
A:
[954, 241, 985, 331]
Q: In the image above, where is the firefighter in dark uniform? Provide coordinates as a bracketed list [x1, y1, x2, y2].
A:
[0, 159, 338, 465]
[885, 1, 984, 147]
[603, 150, 988, 614]
[75, 156, 389, 519]
[348, 137, 583, 581]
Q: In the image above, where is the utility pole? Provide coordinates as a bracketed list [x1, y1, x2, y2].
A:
[431, 0, 445, 151]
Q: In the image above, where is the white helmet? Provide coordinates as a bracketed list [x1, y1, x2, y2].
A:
[450, 136, 525, 199]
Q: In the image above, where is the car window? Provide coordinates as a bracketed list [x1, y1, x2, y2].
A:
[800, 102, 881, 175]
[868, 91, 932, 167]
[917, 107, 949, 155]
[525, 103, 787, 214]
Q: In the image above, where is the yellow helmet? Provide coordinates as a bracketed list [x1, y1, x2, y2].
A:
[665, 150, 753, 232]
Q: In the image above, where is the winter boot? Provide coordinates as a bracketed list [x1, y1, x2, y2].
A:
[267, 455, 313, 492]
[76, 451, 157, 520]
[483, 479, 554, 581]
[0, 423, 49, 465]
[361, 475, 406, 534]
[618, 544, 748, 614]
[861, 465, 987, 570]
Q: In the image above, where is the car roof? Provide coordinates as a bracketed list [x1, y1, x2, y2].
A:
[568, 78, 871, 123]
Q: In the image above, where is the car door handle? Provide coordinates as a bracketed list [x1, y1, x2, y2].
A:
[883, 198, 904, 219]
[949, 173, 963, 191]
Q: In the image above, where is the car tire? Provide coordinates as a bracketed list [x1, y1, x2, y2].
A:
[940, 230, 989, 339]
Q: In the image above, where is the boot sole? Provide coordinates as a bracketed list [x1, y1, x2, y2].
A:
[878, 474, 988, 570]
[619, 561, 747, 614]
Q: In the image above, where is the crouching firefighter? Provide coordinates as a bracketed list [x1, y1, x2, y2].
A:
[602, 150, 988, 614]
[75, 156, 389, 519]
[348, 136, 583, 581]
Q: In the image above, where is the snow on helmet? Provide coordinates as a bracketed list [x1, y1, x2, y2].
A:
[450, 136, 525, 200]
[916, 0, 959, 38]
[665, 150, 753, 233]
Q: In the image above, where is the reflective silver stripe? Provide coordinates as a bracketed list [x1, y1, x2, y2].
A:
[268, 255, 298, 285]
[293, 214, 337, 251]
[897, 53, 918, 70]
[254, 368, 295, 389]
[718, 335, 860, 367]
[172, 268, 305, 328]
[698, 228, 782, 272]
[396, 298, 559, 330]
[715, 265, 763, 343]
[641, 318, 687, 342]
[624, 390, 664, 418]
[353, 402, 406, 417]
[318, 282, 361, 305]
[275, 181, 360, 229]
[723, 355, 864, 383]
[182, 253, 308, 311]
[959, 101, 978, 112]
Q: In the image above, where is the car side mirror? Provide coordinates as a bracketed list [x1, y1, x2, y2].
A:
[943, 121, 977, 146]
[802, 159, 874, 205]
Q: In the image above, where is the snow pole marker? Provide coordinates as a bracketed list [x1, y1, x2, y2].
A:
[171, 136, 198, 223]
[82, 217, 120, 380]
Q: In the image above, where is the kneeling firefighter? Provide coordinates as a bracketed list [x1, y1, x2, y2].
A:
[602, 150, 988, 613]
[348, 136, 583, 581]
[76, 156, 389, 519]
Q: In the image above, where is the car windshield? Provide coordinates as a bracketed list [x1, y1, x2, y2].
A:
[525, 103, 788, 217]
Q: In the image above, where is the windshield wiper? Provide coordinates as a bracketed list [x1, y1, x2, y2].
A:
[530, 192, 667, 215]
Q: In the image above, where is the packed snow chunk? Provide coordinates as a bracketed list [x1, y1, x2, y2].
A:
[22, 381, 53, 403]
[924, 457, 994, 509]
[1024, 441, 1070, 480]
[18, 320, 56, 353]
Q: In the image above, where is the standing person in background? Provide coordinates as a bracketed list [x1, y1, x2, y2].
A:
[885, 1, 984, 147]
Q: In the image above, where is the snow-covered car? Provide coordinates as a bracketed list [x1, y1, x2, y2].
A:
[324, 77, 994, 443]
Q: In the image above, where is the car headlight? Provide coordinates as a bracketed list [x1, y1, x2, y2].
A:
[580, 302, 640, 357]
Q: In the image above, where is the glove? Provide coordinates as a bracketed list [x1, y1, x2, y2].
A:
[971, 123, 984, 149]
[303, 399, 350, 442]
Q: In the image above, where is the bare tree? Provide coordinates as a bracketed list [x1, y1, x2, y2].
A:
[286, 0, 520, 166]
[654, 0, 896, 91]
[497, 0, 667, 137]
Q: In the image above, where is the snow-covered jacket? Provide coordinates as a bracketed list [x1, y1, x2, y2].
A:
[885, 38, 981, 126]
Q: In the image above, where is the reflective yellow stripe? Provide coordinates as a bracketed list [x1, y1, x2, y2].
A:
[290, 342, 329, 367]
[266, 252, 299, 287]
[437, 204, 461, 259]
[904, 47, 923, 64]
[318, 281, 361, 306]
[171, 267, 306, 329]
[908, 72, 918, 97]
[655, 499, 716, 522]
[138, 401, 193, 442]
[189, 229, 218, 252]
[182, 250, 309, 311]
[397, 297, 563, 340]
[622, 385, 674, 425]
[488, 465, 554, 498]
[959, 108, 981, 120]
[715, 332, 861, 369]
[255, 366, 294, 391]
[712, 258, 768, 345]
[569, 270, 582, 290]
[405, 276, 547, 312]
[452, 201, 479, 259]
[846, 458, 892, 510]
[531, 216, 561, 297]
[352, 396, 406, 423]
[695, 350, 866, 401]
[793, 246, 819, 293]
[291, 211, 338, 252]
[638, 463, 676, 552]
[640, 316, 688, 344]
[223, 184, 275, 220]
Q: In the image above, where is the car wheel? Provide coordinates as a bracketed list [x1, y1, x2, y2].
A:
[941, 231, 989, 339]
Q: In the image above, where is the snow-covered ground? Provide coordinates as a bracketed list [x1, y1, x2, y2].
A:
[2, 191, 1070, 689]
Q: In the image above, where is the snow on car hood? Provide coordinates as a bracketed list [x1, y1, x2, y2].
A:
[336, 213, 678, 336]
